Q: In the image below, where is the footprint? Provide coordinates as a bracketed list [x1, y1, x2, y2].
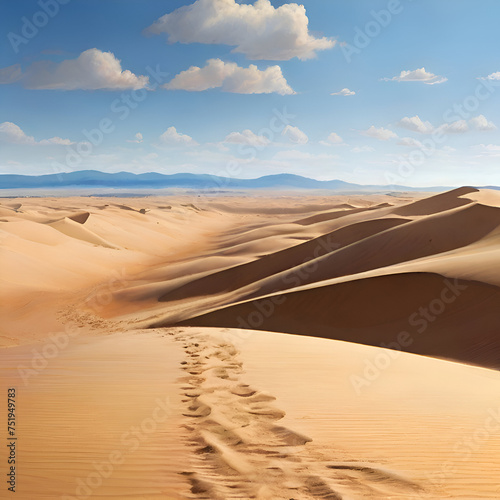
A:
[230, 385, 257, 397]
[247, 406, 286, 421]
[183, 402, 211, 418]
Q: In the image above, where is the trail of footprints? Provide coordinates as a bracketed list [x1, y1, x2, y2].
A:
[166, 328, 427, 500]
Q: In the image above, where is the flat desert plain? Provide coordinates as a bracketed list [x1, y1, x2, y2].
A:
[1, 187, 500, 499]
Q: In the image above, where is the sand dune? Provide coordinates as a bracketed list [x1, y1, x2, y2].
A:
[218, 202, 500, 300]
[174, 272, 500, 368]
[392, 186, 478, 216]
[1, 188, 500, 499]
[156, 217, 410, 303]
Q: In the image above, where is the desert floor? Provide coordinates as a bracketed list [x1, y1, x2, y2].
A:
[1, 188, 500, 499]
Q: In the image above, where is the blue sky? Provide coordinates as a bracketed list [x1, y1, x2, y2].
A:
[1, 0, 499, 187]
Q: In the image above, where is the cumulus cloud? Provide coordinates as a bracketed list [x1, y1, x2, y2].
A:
[159, 126, 198, 146]
[145, 0, 335, 61]
[0, 122, 36, 144]
[128, 132, 144, 143]
[479, 71, 500, 81]
[361, 126, 397, 141]
[397, 115, 434, 134]
[164, 58, 294, 95]
[224, 130, 271, 147]
[319, 132, 344, 146]
[0, 49, 149, 90]
[282, 125, 308, 144]
[0, 122, 73, 145]
[383, 67, 447, 85]
[438, 120, 469, 134]
[331, 88, 355, 96]
[469, 114, 496, 131]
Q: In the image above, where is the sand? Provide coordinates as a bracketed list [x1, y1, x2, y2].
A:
[1, 188, 500, 499]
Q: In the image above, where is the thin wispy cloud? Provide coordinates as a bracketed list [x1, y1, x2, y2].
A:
[383, 67, 447, 85]
[361, 126, 398, 141]
[331, 88, 355, 96]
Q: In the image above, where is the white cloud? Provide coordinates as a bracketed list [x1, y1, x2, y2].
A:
[164, 58, 294, 95]
[224, 130, 270, 147]
[282, 125, 308, 144]
[145, 0, 335, 61]
[351, 146, 375, 153]
[395, 115, 495, 137]
[383, 67, 447, 85]
[159, 126, 198, 146]
[438, 120, 469, 134]
[397, 137, 424, 148]
[0, 122, 73, 145]
[128, 132, 144, 143]
[319, 132, 344, 146]
[361, 125, 397, 141]
[479, 71, 500, 81]
[469, 115, 496, 131]
[331, 88, 355, 96]
[397, 115, 434, 134]
[39, 137, 74, 146]
[0, 122, 34, 144]
[273, 150, 336, 161]
[0, 49, 149, 90]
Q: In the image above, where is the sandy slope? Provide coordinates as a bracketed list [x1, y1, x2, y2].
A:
[1, 188, 500, 499]
[1, 326, 499, 499]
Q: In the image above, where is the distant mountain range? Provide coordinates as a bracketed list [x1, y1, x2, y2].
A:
[0, 170, 489, 192]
